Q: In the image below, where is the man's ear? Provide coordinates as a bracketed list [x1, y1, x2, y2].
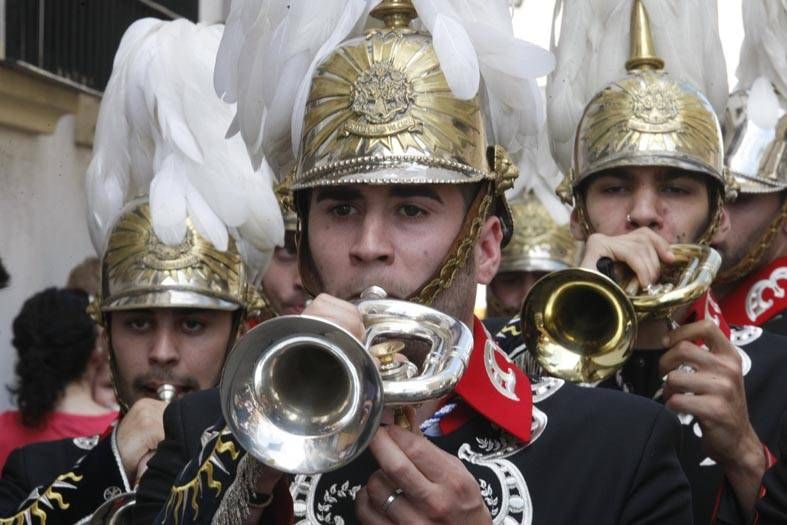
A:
[710, 206, 731, 245]
[88, 330, 108, 368]
[475, 216, 503, 285]
[569, 207, 587, 241]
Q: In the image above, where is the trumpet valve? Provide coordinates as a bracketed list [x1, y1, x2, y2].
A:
[370, 341, 410, 380]
[370, 340, 415, 431]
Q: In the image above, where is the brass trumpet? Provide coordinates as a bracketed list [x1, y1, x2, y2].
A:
[220, 287, 473, 474]
[520, 244, 721, 383]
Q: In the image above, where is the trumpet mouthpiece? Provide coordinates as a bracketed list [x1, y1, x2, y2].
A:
[157, 384, 176, 403]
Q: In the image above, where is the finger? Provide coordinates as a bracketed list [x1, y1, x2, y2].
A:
[659, 341, 716, 375]
[355, 487, 397, 525]
[664, 370, 734, 397]
[385, 424, 455, 482]
[664, 392, 727, 422]
[368, 427, 432, 497]
[642, 228, 676, 264]
[305, 294, 364, 340]
[663, 320, 735, 356]
[613, 241, 658, 288]
[641, 242, 661, 287]
[134, 450, 156, 485]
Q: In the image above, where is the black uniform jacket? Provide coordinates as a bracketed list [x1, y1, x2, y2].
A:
[494, 315, 787, 525]
[0, 426, 131, 524]
[756, 413, 787, 524]
[133, 319, 692, 524]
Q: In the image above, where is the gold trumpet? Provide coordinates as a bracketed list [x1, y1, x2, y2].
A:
[219, 287, 473, 474]
[520, 244, 721, 384]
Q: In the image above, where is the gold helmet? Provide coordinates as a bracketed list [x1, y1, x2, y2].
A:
[486, 191, 579, 318]
[498, 191, 579, 275]
[216, 0, 554, 305]
[86, 19, 284, 325]
[293, 4, 516, 303]
[92, 201, 263, 325]
[549, 0, 735, 241]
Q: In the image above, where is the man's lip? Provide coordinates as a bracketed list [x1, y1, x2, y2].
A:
[283, 305, 305, 315]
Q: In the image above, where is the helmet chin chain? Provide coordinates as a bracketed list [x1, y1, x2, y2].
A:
[716, 198, 787, 283]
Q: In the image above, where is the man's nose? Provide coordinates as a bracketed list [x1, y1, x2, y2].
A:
[148, 327, 180, 366]
[349, 213, 394, 264]
[627, 187, 663, 231]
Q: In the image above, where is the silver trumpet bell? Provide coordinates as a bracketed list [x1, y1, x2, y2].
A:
[220, 287, 473, 474]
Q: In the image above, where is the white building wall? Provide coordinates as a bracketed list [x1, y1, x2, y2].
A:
[0, 116, 95, 410]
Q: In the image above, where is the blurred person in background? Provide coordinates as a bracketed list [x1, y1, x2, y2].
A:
[0, 288, 117, 469]
[485, 129, 579, 332]
[66, 257, 118, 410]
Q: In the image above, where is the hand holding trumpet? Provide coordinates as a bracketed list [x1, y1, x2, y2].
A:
[660, 321, 765, 515]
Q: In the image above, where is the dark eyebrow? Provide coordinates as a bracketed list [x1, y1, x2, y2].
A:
[314, 186, 363, 203]
[389, 185, 444, 204]
[593, 171, 630, 182]
[658, 169, 703, 183]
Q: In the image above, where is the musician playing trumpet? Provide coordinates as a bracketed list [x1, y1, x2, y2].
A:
[134, 1, 694, 523]
[0, 19, 285, 523]
[501, 0, 787, 522]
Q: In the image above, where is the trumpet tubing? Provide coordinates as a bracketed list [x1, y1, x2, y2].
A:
[521, 244, 720, 383]
[220, 293, 473, 474]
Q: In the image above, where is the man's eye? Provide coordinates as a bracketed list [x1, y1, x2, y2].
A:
[663, 185, 690, 195]
[397, 204, 426, 218]
[601, 185, 627, 194]
[330, 204, 356, 217]
[127, 319, 152, 331]
[181, 319, 205, 333]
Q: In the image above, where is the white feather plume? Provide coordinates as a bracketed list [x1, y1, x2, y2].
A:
[218, 0, 554, 175]
[747, 76, 785, 131]
[215, 0, 374, 175]
[507, 125, 570, 225]
[736, 0, 787, 98]
[86, 18, 284, 277]
[546, 0, 728, 175]
[413, 0, 554, 160]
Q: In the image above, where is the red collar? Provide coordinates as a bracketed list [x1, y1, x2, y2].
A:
[442, 317, 533, 442]
[719, 256, 787, 326]
[682, 291, 731, 339]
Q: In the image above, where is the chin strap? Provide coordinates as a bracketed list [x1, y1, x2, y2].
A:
[409, 183, 493, 305]
[716, 196, 787, 283]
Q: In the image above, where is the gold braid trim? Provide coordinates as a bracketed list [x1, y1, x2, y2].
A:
[164, 432, 240, 525]
[0, 472, 83, 525]
[716, 197, 787, 283]
[410, 189, 493, 305]
[696, 189, 726, 246]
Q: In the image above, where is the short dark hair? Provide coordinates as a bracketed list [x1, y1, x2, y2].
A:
[8, 288, 97, 427]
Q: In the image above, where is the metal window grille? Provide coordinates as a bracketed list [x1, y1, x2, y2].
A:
[4, 0, 198, 92]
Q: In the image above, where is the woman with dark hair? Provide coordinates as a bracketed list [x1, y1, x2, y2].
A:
[0, 288, 117, 469]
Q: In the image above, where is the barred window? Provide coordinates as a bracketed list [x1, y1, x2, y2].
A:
[4, 0, 198, 92]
